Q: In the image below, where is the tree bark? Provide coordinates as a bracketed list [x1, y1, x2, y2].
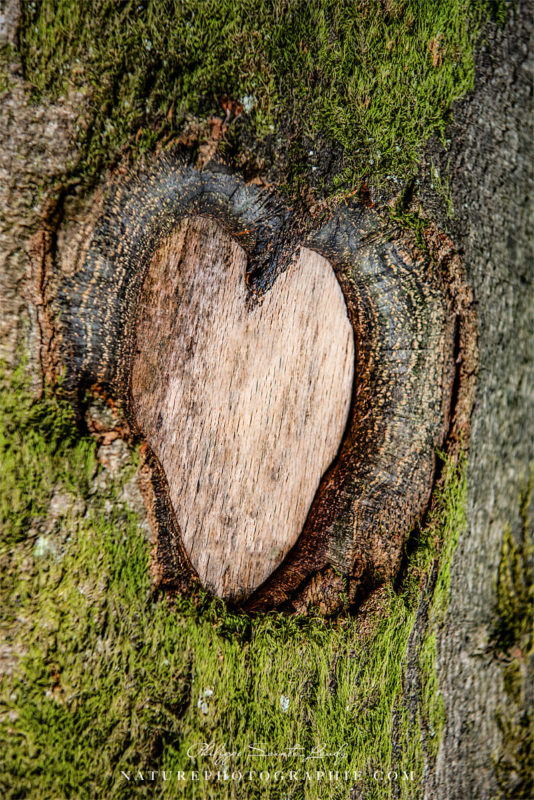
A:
[0, 2, 532, 798]
[417, 5, 534, 798]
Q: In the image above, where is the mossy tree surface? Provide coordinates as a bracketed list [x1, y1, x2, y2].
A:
[492, 478, 534, 800]
[1, 2, 529, 800]
[19, 0, 504, 195]
[0, 365, 468, 799]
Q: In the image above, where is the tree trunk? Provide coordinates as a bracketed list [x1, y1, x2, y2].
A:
[418, 7, 534, 798]
[0, 2, 531, 799]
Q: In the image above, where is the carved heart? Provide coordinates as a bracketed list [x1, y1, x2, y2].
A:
[52, 162, 464, 616]
[130, 215, 354, 601]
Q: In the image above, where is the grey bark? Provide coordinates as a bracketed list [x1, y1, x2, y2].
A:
[419, 4, 534, 798]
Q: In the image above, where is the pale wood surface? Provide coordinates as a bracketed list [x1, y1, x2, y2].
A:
[131, 216, 354, 601]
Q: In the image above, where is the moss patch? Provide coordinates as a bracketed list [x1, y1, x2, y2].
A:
[492, 475, 534, 800]
[18, 0, 504, 196]
[493, 477, 533, 658]
[416, 457, 468, 762]
[0, 363, 468, 799]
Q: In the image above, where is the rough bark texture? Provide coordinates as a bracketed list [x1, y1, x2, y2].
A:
[417, 5, 534, 798]
[0, 8, 78, 368]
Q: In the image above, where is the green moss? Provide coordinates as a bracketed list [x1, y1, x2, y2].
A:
[388, 180, 431, 248]
[18, 0, 504, 195]
[493, 476, 534, 658]
[418, 633, 445, 759]
[0, 364, 96, 546]
[416, 455, 467, 763]
[0, 43, 15, 95]
[429, 159, 455, 218]
[0, 363, 467, 798]
[492, 475, 534, 800]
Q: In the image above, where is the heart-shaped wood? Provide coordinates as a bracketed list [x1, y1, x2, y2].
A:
[48, 162, 469, 615]
[130, 216, 354, 601]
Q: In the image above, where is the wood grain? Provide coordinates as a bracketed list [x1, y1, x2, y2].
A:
[130, 216, 354, 601]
